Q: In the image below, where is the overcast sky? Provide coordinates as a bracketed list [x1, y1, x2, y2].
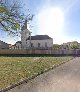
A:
[0, 0, 80, 44]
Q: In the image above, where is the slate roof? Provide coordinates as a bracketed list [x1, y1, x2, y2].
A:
[27, 35, 52, 40]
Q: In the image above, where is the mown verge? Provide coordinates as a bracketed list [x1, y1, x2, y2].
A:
[0, 56, 74, 91]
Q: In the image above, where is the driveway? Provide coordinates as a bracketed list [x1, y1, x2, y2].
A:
[8, 57, 80, 92]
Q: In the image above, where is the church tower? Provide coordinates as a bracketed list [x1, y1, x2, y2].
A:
[21, 19, 31, 49]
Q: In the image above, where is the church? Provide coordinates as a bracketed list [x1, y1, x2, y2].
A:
[12, 20, 53, 49]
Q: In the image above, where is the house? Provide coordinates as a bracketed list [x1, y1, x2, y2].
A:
[62, 41, 80, 49]
[10, 45, 16, 49]
[0, 40, 10, 49]
[15, 19, 53, 49]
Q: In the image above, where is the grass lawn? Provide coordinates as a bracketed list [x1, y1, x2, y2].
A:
[0, 56, 73, 90]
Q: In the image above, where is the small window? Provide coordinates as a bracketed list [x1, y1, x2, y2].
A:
[38, 43, 40, 47]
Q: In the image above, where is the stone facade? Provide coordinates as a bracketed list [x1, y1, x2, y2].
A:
[15, 41, 22, 49]
[21, 29, 31, 49]
[20, 34, 53, 49]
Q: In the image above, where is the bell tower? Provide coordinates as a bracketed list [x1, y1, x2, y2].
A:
[21, 19, 31, 49]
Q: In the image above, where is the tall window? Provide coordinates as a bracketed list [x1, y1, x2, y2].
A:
[45, 42, 47, 47]
[31, 43, 33, 47]
[38, 43, 40, 47]
[26, 39, 27, 44]
[18, 45, 19, 49]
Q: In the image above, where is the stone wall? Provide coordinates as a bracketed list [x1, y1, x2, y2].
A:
[0, 49, 52, 54]
[0, 49, 80, 55]
[52, 49, 80, 55]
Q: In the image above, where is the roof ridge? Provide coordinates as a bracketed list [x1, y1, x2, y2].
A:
[27, 35, 52, 40]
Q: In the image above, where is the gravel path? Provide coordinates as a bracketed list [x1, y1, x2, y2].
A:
[8, 57, 80, 92]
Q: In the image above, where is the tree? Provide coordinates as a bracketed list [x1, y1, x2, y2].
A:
[70, 43, 79, 49]
[53, 44, 62, 49]
[0, 0, 33, 36]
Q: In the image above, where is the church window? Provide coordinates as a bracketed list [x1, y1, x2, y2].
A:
[31, 43, 33, 47]
[18, 45, 19, 49]
[38, 43, 40, 47]
[29, 32, 31, 35]
[45, 42, 47, 47]
[26, 39, 27, 44]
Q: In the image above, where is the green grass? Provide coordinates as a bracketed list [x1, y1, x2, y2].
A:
[0, 56, 73, 90]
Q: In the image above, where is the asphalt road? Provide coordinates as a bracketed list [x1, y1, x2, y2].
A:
[8, 57, 80, 92]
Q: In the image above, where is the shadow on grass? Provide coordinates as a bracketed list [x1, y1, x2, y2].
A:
[0, 54, 78, 57]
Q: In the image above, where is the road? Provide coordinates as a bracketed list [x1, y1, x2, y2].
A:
[8, 57, 80, 92]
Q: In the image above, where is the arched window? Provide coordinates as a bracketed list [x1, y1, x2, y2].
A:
[26, 39, 27, 44]
[45, 42, 47, 47]
[18, 45, 19, 49]
[31, 43, 33, 47]
[38, 43, 40, 47]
